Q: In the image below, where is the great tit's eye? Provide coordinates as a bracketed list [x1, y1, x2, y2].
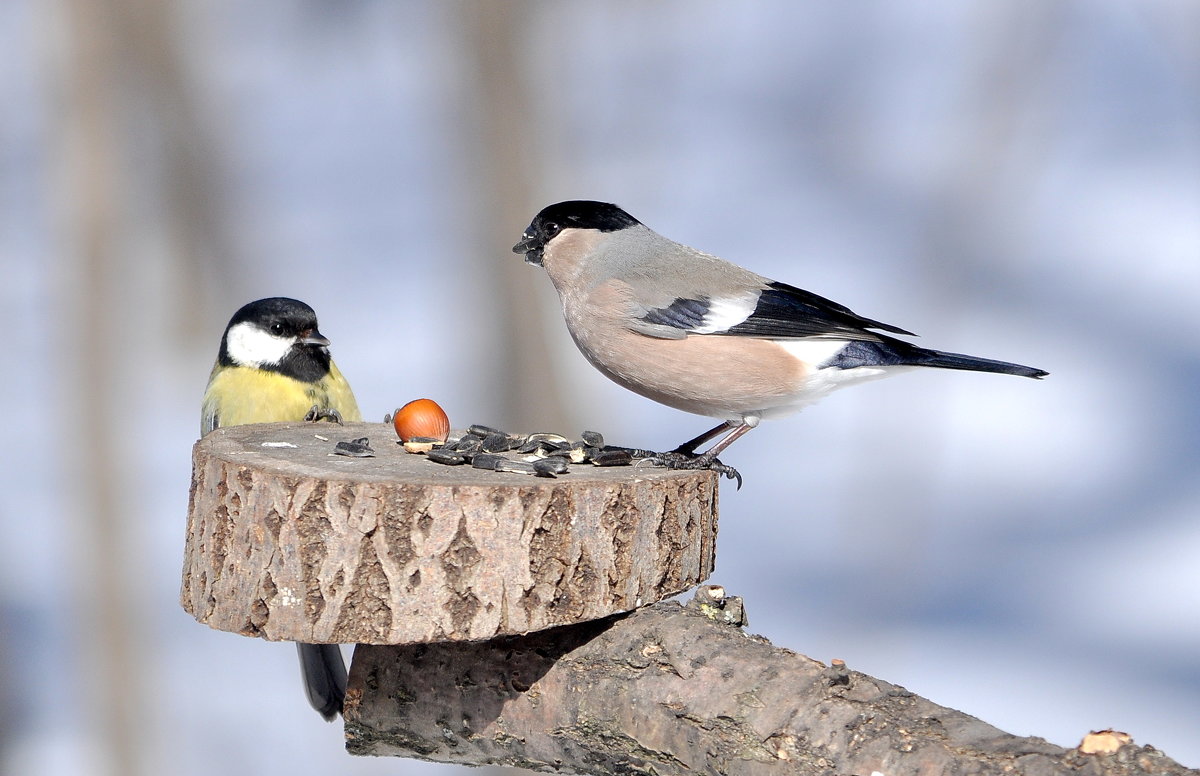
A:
[270, 323, 286, 336]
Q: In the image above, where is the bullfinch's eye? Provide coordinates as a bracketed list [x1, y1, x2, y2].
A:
[543, 221, 561, 238]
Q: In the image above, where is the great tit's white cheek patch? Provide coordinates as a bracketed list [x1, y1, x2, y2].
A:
[691, 294, 758, 334]
[225, 322, 294, 367]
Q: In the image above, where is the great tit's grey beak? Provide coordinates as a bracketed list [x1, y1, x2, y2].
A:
[299, 330, 331, 348]
[512, 233, 544, 266]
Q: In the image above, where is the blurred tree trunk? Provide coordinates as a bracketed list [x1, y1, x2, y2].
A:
[56, 1, 141, 773]
[54, 1, 226, 774]
[452, 1, 572, 434]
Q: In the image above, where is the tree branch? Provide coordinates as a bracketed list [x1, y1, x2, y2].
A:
[345, 589, 1193, 776]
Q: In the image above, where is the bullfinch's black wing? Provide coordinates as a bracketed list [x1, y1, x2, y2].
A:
[638, 281, 914, 341]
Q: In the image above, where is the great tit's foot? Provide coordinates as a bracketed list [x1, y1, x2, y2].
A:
[644, 451, 742, 489]
[304, 405, 344, 425]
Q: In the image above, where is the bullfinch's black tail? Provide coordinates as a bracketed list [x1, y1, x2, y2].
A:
[904, 347, 1048, 378]
[827, 338, 1048, 378]
[892, 339, 1048, 378]
[297, 643, 347, 721]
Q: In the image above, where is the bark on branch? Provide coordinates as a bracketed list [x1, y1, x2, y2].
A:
[345, 591, 1194, 776]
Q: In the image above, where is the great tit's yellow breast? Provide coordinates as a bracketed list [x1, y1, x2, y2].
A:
[201, 363, 361, 432]
[322, 362, 362, 421]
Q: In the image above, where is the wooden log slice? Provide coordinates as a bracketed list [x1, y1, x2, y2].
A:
[181, 422, 719, 645]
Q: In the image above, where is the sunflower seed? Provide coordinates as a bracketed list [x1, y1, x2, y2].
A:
[533, 457, 569, 476]
[471, 453, 504, 470]
[426, 449, 466, 465]
[450, 435, 483, 453]
[602, 445, 658, 459]
[591, 448, 633, 466]
[517, 433, 572, 454]
[526, 432, 571, 445]
[516, 438, 545, 454]
[333, 437, 374, 457]
[482, 432, 516, 453]
[495, 459, 537, 475]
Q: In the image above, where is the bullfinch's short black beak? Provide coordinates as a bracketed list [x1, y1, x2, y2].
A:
[512, 234, 544, 266]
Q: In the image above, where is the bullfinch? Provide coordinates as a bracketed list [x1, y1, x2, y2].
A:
[201, 297, 360, 720]
[513, 200, 1047, 483]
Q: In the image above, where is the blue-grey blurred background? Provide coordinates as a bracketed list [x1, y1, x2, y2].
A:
[3, 1, 1197, 774]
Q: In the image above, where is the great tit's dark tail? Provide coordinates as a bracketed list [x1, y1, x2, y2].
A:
[297, 643, 347, 721]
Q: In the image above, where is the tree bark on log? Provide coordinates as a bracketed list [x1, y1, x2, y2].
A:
[345, 591, 1195, 776]
[181, 422, 718, 644]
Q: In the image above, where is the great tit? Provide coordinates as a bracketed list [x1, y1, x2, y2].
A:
[201, 296, 361, 721]
[513, 201, 1047, 481]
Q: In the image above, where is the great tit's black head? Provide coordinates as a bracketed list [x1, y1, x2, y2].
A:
[512, 200, 640, 266]
[218, 297, 332, 381]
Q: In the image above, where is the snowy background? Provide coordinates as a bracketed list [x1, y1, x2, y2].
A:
[2, 2, 1198, 774]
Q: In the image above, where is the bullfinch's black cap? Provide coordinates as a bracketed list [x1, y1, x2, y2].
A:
[513, 201, 640, 265]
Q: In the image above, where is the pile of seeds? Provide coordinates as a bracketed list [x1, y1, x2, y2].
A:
[402, 425, 657, 478]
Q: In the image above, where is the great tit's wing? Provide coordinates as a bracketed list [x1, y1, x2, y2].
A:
[201, 395, 220, 435]
[297, 643, 347, 721]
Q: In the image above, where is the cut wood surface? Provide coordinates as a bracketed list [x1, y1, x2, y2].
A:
[181, 422, 719, 645]
[345, 591, 1196, 776]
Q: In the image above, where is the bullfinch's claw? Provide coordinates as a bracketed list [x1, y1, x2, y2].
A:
[304, 405, 344, 425]
[711, 461, 742, 489]
[645, 452, 743, 489]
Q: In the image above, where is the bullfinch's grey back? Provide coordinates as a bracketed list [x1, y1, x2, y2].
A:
[514, 200, 1047, 483]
